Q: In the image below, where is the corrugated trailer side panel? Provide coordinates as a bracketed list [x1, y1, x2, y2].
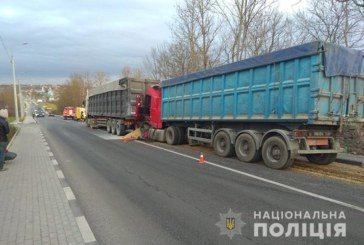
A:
[312, 54, 364, 123]
[348, 64, 364, 121]
[162, 53, 316, 122]
[87, 78, 159, 119]
[162, 42, 364, 125]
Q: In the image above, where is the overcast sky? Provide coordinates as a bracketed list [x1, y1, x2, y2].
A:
[0, 0, 306, 85]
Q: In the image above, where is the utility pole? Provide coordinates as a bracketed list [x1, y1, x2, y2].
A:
[11, 56, 19, 123]
[18, 80, 24, 119]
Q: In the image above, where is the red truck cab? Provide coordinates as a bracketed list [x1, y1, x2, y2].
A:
[63, 106, 75, 120]
[135, 85, 162, 129]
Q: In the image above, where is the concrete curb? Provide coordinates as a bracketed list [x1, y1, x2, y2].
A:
[336, 157, 363, 167]
[41, 129, 98, 244]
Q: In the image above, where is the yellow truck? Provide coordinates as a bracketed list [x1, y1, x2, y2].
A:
[75, 107, 86, 121]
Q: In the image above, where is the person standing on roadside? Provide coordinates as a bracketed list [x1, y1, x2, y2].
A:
[0, 109, 10, 171]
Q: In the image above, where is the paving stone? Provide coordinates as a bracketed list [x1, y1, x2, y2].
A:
[0, 117, 85, 244]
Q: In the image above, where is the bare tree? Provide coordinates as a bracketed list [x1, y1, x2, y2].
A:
[0, 85, 18, 117]
[144, 0, 364, 81]
[144, 41, 191, 80]
[215, 0, 274, 62]
[246, 7, 293, 56]
[132, 67, 144, 79]
[336, 0, 364, 7]
[121, 66, 131, 78]
[172, 0, 221, 71]
[122, 65, 145, 79]
[93, 71, 109, 86]
[56, 74, 91, 113]
[295, 0, 364, 48]
[144, 0, 221, 80]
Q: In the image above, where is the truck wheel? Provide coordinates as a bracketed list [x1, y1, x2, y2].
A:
[166, 126, 179, 145]
[106, 120, 111, 133]
[213, 131, 234, 157]
[235, 133, 260, 162]
[262, 136, 293, 169]
[111, 120, 116, 135]
[306, 153, 337, 165]
[116, 123, 126, 136]
[177, 127, 185, 144]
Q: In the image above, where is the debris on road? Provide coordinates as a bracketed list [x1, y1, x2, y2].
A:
[121, 128, 141, 142]
[292, 157, 364, 185]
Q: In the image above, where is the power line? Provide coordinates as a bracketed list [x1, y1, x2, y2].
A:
[0, 34, 11, 62]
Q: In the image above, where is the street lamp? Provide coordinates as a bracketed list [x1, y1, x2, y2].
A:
[18, 79, 24, 119]
[11, 56, 19, 123]
[10, 42, 28, 123]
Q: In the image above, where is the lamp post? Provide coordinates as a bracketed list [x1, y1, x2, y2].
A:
[11, 56, 19, 123]
[18, 80, 24, 119]
[10, 42, 28, 123]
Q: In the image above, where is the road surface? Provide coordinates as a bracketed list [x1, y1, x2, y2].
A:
[37, 116, 364, 245]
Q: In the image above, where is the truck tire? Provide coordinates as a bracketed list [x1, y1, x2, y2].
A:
[106, 120, 111, 133]
[177, 127, 185, 144]
[116, 123, 126, 136]
[262, 136, 293, 169]
[235, 133, 260, 162]
[306, 153, 337, 165]
[213, 131, 234, 157]
[166, 126, 179, 145]
[111, 120, 116, 135]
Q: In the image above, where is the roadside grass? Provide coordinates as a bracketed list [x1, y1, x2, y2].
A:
[7, 116, 15, 123]
[7, 125, 18, 143]
[6, 116, 20, 142]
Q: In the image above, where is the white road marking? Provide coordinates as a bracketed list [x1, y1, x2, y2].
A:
[56, 170, 65, 179]
[48, 152, 54, 157]
[46, 146, 50, 151]
[76, 216, 97, 243]
[63, 187, 76, 200]
[136, 141, 364, 213]
[52, 159, 59, 166]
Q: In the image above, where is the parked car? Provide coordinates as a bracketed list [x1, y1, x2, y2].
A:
[48, 111, 55, 117]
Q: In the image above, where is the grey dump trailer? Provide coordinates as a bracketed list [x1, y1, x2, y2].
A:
[159, 41, 364, 169]
[86, 77, 158, 135]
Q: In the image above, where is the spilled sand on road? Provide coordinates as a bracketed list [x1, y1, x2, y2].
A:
[291, 157, 364, 185]
[149, 142, 364, 185]
[179, 144, 364, 185]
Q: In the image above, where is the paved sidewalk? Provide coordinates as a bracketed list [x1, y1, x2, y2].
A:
[0, 117, 85, 244]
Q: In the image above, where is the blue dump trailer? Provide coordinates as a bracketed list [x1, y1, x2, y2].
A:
[160, 41, 364, 169]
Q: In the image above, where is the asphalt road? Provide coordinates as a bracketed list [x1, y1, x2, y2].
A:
[37, 116, 364, 245]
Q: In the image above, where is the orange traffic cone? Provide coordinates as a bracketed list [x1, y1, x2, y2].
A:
[199, 152, 205, 164]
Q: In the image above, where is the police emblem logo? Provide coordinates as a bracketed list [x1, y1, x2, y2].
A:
[216, 209, 246, 239]
[226, 217, 235, 230]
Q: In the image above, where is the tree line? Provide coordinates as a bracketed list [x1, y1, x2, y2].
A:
[54, 71, 109, 113]
[5, 0, 362, 116]
[143, 0, 364, 80]
[52, 0, 364, 113]
[0, 86, 19, 117]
